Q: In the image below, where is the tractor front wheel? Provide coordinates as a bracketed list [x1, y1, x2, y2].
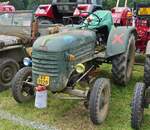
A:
[12, 67, 34, 103]
[112, 34, 135, 85]
[89, 78, 111, 124]
[131, 82, 145, 130]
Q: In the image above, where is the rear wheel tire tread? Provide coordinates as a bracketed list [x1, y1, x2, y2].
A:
[112, 34, 135, 85]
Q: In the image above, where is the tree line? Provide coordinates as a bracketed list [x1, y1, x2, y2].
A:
[1, 0, 149, 10]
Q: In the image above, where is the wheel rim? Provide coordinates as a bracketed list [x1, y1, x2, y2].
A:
[21, 75, 33, 97]
[98, 86, 109, 119]
[139, 107, 144, 125]
[1, 65, 16, 84]
[126, 36, 135, 79]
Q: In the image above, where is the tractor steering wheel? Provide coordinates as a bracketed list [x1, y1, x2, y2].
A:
[79, 11, 102, 27]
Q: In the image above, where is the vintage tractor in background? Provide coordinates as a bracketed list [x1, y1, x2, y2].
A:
[0, 1, 15, 12]
[133, 2, 150, 52]
[131, 42, 150, 130]
[0, 10, 53, 91]
[35, 0, 102, 24]
[112, 0, 150, 53]
[12, 10, 136, 124]
[111, 0, 132, 26]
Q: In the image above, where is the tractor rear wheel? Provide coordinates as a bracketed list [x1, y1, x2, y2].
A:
[0, 58, 19, 91]
[12, 67, 34, 103]
[112, 34, 135, 85]
[131, 82, 145, 130]
[144, 56, 150, 87]
[89, 78, 111, 124]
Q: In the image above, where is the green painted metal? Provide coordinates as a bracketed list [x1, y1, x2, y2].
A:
[60, 10, 114, 32]
[33, 30, 96, 52]
[32, 9, 136, 92]
[32, 30, 96, 92]
[82, 10, 114, 32]
[106, 26, 136, 57]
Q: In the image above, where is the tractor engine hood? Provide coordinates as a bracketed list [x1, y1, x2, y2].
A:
[33, 29, 96, 52]
[0, 35, 21, 48]
[32, 29, 96, 92]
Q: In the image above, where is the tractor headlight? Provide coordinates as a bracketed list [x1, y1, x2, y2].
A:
[75, 63, 85, 74]
[23, 57, 32, 66]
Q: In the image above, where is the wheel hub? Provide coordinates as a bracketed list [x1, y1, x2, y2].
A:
[99, 88, 108, 111]
[1, 66, 13, 82]
[21, 76, 33, 96]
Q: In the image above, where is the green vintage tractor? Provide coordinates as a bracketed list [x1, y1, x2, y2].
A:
[12, 10, 136, 124]
[131, 41, 150, 130]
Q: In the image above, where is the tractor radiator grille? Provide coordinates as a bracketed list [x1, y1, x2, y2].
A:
[32, 50, 62, 77]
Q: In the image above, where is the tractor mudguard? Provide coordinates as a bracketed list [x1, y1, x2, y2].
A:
[146, 41, 150, 55]
[106, 26, 136, 58]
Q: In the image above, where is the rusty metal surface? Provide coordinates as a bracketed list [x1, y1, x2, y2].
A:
[0, 26, 31, 42]
[0, 35, 21, 48]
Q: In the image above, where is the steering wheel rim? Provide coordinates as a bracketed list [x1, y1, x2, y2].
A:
[79, 11, 102, 27]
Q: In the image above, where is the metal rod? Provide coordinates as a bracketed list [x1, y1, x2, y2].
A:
[76, 65, 94, 83]
[124, 0, 128, 7]
[23, 81, 36, 87]
[65, 88, 87, 97]
[116, 0, 120, 7]
[55, 96, 85, 100]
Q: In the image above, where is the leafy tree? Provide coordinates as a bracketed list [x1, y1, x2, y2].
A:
[1, 0, 150, 10]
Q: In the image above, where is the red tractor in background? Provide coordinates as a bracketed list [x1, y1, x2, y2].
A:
[134, 2, 150, 52]
[35, 0, 102, 24]
[111, 0, 132, 26]
[112, 0, 150, 53]
[131, 3, 150, 129]
[0, 1, 15, 12]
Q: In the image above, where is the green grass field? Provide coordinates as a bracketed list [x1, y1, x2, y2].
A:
[0, 64, 149, 130]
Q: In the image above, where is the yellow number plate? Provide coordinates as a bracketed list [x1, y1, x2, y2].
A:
[37, 75, 50, 86]
[138, 7, 150, 15]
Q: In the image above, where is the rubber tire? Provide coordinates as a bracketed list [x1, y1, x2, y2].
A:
[131, 82, 145, 130]
[12, 67, 34, 103]
[0, 58, 19, 91]
[89, 78, 111, 125]
[112, 34, 135, 85]
[144, 56, 150, 87]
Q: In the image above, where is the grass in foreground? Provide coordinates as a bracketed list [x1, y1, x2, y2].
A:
[0, 119, 36, 130]
[0, 64, 149, 130]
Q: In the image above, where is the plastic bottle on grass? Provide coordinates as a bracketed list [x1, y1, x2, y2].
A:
[35, 85, 47, 109]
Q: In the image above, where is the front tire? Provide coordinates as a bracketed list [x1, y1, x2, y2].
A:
[89, 78, 111, 124]
[131, 82, 145, 130]
[0, 58, 19, 91]
[12, 67, 34, 103]
[112, 34, 135, 85]
[144, 56, 150, 87]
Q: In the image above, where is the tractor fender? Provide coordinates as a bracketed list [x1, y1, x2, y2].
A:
[146, 41, 150, 55]
[106, 26, 136, 58]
